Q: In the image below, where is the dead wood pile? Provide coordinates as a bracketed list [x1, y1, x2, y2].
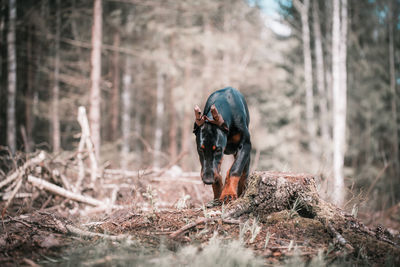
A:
[0, 108, 202, 219]
[224, 171, 400, 261]
[0, 149, 199, 219]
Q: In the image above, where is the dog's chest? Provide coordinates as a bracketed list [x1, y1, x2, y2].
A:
[224, 132, 242, 154]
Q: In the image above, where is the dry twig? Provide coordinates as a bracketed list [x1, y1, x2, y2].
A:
[169, 217, 239, 239]
[2, 176, 23, 216]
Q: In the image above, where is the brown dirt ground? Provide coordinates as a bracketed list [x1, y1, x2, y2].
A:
[1, 170, 400, 266]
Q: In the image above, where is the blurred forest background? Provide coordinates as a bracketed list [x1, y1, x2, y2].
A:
[0, 0, 399, 211]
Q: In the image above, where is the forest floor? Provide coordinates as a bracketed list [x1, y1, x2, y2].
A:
[1, 151, 400, 266]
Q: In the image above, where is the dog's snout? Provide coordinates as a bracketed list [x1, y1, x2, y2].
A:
[202, 170, 214, 184]
[203, 177, 214, 184]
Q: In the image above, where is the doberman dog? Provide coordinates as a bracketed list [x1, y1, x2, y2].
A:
[193, 87, 251, 204]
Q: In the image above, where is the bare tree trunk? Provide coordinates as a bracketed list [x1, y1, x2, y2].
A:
[7, 0, 17, 154]
[222, 11, 231, 86]
[340, 0, 348, 110]
[203, 19, 212, 96]
[25, 25, 34, 153]
[181, 55, 192, 171]
[222, 53, 231, 86]
[89, 0, 102, 159]
[388, 1, 399, 182]
[313, 0, 330, 151]
[294, 0, 317, 155]
[332, 0, 347, 206]
[154, 65, 165, 169]
[133, 65, 142, 162]
[121, 57, 132, 170]
[324, 0, 333, 146]
[52, 0, 61, 153]
[0, 1, 3, 77]
[110, 30, 120, 142]
[71, 0, 86, 73]
[168, 76, 177, 159]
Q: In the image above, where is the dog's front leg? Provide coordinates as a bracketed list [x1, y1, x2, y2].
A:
[220, 135, 251, 203]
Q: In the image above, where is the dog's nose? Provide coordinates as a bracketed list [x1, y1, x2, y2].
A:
[202, 170, 214, 184]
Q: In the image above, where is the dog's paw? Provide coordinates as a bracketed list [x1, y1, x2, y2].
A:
[219, 190, 238, 203]
[219, 176, 239, 203]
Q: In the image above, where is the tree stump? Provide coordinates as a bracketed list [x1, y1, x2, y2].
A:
[225, 171, 400, 262]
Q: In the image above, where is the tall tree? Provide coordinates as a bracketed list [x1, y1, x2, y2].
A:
[110, 29, 120, 142]
[167, 76, 177, 160]
[25, 22, 34, 153]
[168, 35, 177, 160]
[52, 0, 61, 153]
[388, 0, 399, 182]
[133, 64, 143, 163]
[7, 0, 17, 154]
[222, 2, 231, 86]
[332, 0, 348, 206]
[121, 56, 132, 170]
[181, 54, 192, 171]
[312, 0, 330, 150]
[154, 65, 165, 169]
[89, 0, 102, 159]
[293, 0, 317, 154]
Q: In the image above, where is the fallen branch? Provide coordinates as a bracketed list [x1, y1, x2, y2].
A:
[36, 210, 131, 241]
[169, 217, 239, 239]
[77, 106, 98, 185]
[40, 195, 53, 210]
[2, 176, 23, 216]
[0, 151, 46, 190]
[8, 216, 31, 227]
[327, 222, 354, 251]
[4, 176, 21, 192]
[59, 172, 73, 192]
[1, 192, 32, 200]
[0, 171, 19, 191]
[28, 175, 106, 207]
[65, 224, 131, 241]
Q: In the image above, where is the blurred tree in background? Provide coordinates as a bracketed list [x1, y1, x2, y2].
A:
[0, 0, 399, 210]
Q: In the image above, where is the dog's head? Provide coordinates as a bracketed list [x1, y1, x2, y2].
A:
[193, 105, 228, 184]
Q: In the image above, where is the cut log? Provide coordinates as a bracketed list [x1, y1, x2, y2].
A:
[225, 171, 400, 260]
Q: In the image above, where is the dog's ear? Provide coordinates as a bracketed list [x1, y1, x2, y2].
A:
[210, 105, 226, 130]
[194, 105, 205, 126]
[210, 105, 221, 122]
